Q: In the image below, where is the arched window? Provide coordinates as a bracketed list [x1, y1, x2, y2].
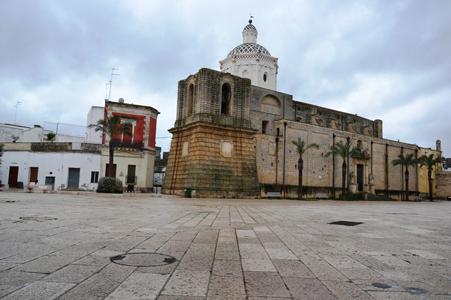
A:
[187, 84, 194, 116]
[221, 84, 231, 115]
[263, 73, 268, 82]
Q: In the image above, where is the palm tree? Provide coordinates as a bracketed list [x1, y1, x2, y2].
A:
[88, 115, 132, 177]
[391, 153, 417, 201]
[292, 138, 319, 198]
[326, 140, 361, 197]
[418, 154, 441, 201]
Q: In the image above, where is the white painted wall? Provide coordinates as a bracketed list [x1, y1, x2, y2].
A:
[1, 151, 100, 190]
[0, 124, 85, 143]
[86, 106, 104, 144]
[0, 124, 26, 142]
[54, 135, 85, 143]
[21, 126, 45, 142]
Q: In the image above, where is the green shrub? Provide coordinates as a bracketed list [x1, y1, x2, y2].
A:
[97, 177, 123, 193]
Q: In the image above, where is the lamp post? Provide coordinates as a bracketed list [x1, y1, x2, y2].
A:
[282, 121, 287, 198]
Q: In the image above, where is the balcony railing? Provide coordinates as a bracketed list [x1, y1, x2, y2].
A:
[126, 175, 137, 185]
[112, 140, 143, 150]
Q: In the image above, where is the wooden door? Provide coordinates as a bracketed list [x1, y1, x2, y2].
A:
[30, 167, 39, 184]
[127, 165, 136, 184]
[8, 166, 19, 187]
[105, 164, 117, 177]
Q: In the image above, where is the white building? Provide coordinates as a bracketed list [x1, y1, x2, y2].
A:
[1, 142, 101, 191]
[0, 100, 159, 192]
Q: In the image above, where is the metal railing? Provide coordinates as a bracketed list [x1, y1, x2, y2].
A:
[126, 175, 137, 184]
[112, 140, 143, 150]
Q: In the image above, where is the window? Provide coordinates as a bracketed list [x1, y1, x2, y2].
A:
[91, 171, 99, 183]
[187, 84, 194, 116]
[263, 73, 267, 82]
[221, 84, 231, 114]
[262, 120, 269, 134]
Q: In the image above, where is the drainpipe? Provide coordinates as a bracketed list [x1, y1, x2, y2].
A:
[347, 136, 350, 191]
[275, 128, 280, 191]
[282, 121, 287, 198]
[371, 141, 374, 175]
[371, 140, 374, 194]
[332, 133, 336, 198]
[401, 146, 404, 200]
[385, 143, 389, 195]
[414, 148, 418, 195]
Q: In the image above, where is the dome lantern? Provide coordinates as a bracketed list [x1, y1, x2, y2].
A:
[243, 19, 258, 44]
[219, 19, 279, 91]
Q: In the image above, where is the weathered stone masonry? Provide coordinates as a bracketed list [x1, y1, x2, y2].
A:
[163, 19, 443, 199]
[163, 69, 260, 197]
[163, 67, 441, 199]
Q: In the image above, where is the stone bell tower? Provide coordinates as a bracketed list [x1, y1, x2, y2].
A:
[162, 68, 260, 198]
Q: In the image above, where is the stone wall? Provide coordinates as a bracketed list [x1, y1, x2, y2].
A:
[292, 101, 382, 138]
[163, 123, 260, 198]
[165, 67, 439, 199]
[175, 68, 253, 130]
[257, 119, 420, 199]
[436, 172, 451, 197]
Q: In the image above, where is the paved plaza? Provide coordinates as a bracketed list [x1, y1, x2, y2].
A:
[0, 191, 450, 299]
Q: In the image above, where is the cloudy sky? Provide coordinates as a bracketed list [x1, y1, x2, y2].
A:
[1, 0, 450, 156]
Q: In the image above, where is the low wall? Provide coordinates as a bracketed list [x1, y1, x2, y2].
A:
[436, 172, 451, 197]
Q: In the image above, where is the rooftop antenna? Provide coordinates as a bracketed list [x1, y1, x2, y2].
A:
[105, 82, 110, 101]
[14, 101, 21, 125]
[108, 68, 120, 101]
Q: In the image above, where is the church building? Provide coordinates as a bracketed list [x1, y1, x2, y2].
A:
[162, 20, 442, 199]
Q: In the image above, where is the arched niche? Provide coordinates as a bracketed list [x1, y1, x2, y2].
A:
[187, 84, 194, 116]
[261, 95, 281, 115]
[221, 83, 232, 115]
[241, 69, 251, 80]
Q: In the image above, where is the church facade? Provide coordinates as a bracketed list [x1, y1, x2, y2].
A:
[162, 20, 441, 199]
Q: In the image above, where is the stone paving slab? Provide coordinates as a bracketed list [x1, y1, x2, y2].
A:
[0, 192, 450, 299]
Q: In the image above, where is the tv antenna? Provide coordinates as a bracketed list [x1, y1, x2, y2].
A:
[105, 82, 110, 100]
[108, 68, 120, 101]
[14, 101, 21, 125]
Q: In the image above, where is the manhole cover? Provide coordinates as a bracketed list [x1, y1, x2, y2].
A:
[329, 221, 363, 226]
[19, 216, 57, 222]
[110, 253, 176, 267]
[407, 288, 428, 295]
[372, 283, 391, 289]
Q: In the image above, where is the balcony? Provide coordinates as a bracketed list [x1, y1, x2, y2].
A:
[112, 140, 143, 150]
[126, 175, 137, 185]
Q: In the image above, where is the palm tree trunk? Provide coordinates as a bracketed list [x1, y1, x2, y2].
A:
[342, 161, 347, 197]
[298, 158, 303, 199]
[428, 170, 433, 201]
[405, 169, 409, 201]
[108, 143, 115, 177]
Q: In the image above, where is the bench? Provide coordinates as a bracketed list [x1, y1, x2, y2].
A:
[267, 192, 282, 199]
[414, 196, 422, 202]
[315, 193, 328, 199]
